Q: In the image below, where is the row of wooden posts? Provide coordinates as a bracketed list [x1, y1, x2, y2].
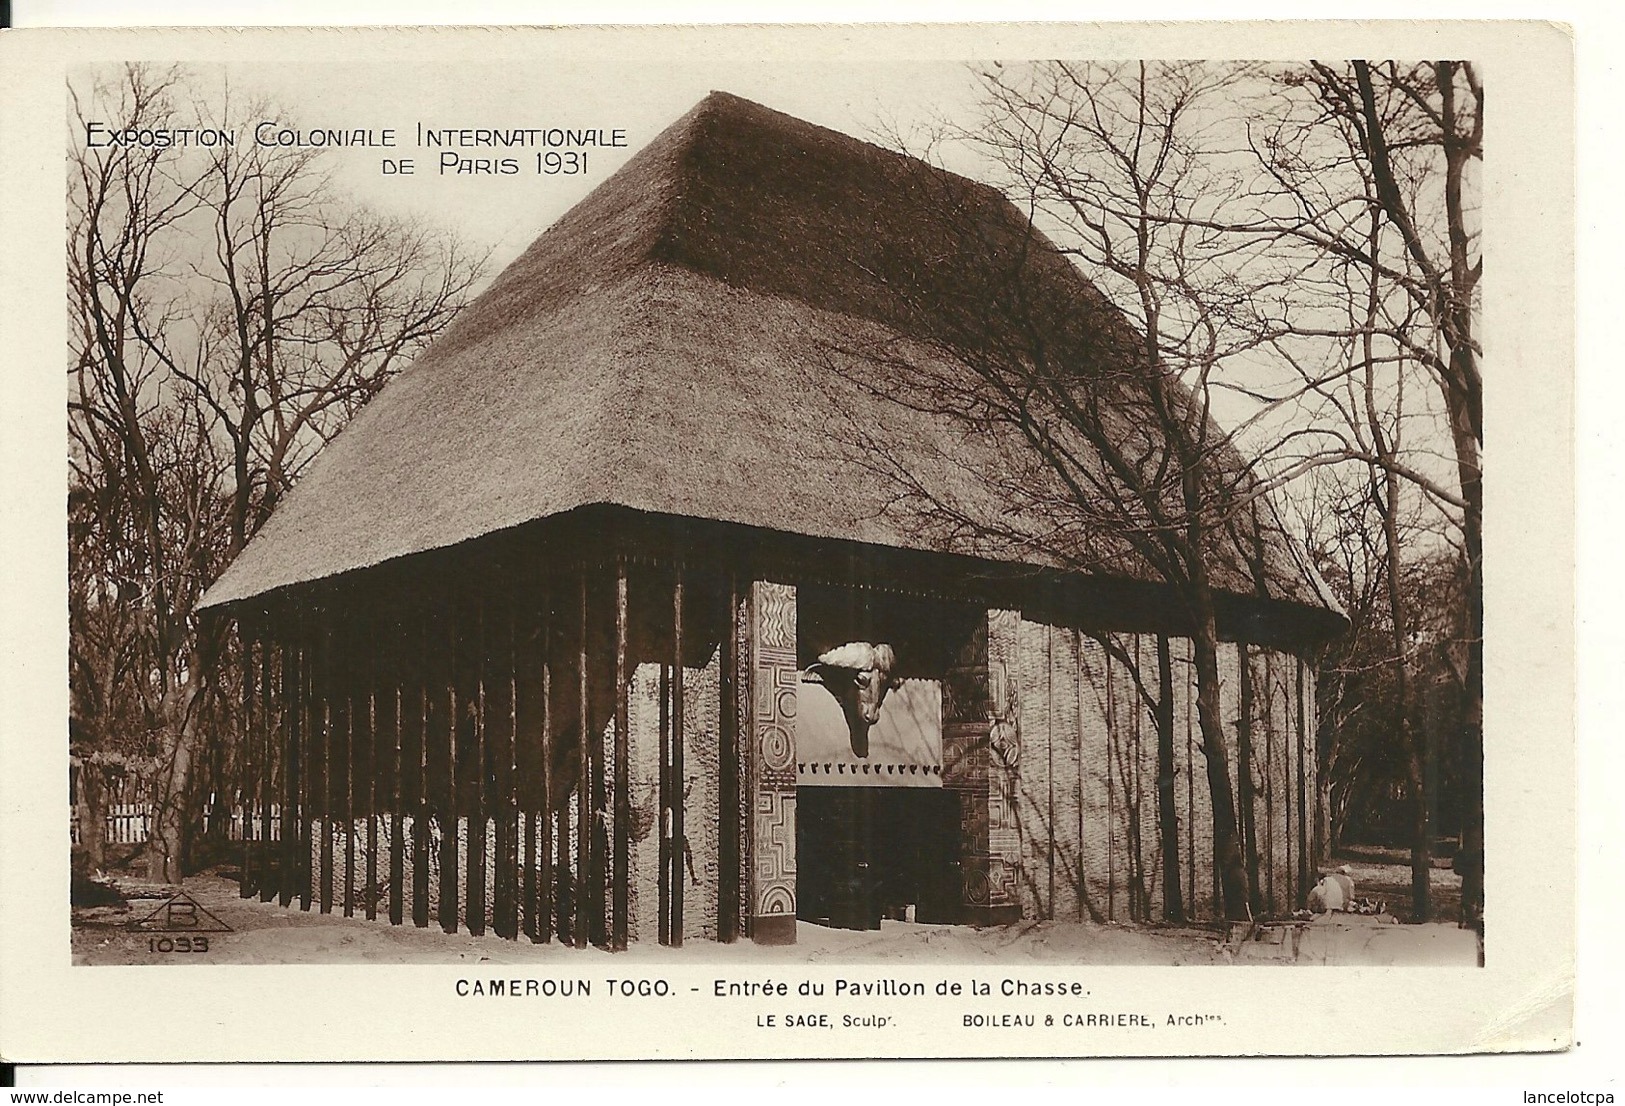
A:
[233, 556, 732, 950]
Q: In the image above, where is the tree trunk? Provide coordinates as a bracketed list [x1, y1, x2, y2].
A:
[1313, 666, 1332, 874]
[1235, 645, 1263, 916]
[1457, 439, 1484, 934]
[1377, 459, 1430, 921]
[1190, 610, 1249, 921]
[142, 631, 220, 883]
[1155, 635, 1184, 923]
[1459, 542, 1484, 934]
[78, 760, 107, 872]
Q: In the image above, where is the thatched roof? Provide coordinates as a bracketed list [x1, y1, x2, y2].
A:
[200, 91, 1340, 627]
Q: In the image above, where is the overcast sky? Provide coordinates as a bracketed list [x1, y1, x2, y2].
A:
[71, 57, 1461, 525]
[210, 60, 991, 278]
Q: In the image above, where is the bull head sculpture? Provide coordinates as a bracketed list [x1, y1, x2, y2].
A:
[808, 642, 900, 755]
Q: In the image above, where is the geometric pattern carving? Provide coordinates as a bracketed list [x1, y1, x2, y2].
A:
[754, 789, 796, 916]
[756, 658, 799, 788]
[756, 582, 796, 652]
[749, 581, 797, 928]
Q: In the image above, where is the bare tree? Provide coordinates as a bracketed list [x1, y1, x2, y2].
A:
[1248, 61, 1483, 926]
[960, 61, 1299, 921]
[826, 61, 1321, 921]
[68, 63, 485, 880]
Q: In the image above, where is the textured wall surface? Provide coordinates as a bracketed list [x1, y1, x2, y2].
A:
[256, 582, 1319, 943]
[1008, 619, 1312, 925]
[682, 641, 723, 942]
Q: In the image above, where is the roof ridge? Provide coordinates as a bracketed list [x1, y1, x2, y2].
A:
[198, 92, 1340, 633]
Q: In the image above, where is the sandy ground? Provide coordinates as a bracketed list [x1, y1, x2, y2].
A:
[72, 872, 1481, 967]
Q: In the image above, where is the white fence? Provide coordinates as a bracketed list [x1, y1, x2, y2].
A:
[70, 763, 284, 846]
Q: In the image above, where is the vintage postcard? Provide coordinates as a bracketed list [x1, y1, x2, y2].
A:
[0, 21, 1574, 1063]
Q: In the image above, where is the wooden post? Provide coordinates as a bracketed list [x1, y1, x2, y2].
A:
[320, 622, 335, 916]
[1296, 658, 1310, 908]
[1046, 624, 1055, 918]
[440, 596, 460, 934]
[300, 614, 315, 911]
[240, 622, 255, 898]
[390, 624, 405, 926]
[260, 620, 276, 904]
[498, 605, 520, 941]
[1262, 648, 1276, 906]
[469, 598, 488, 937]
[1186, 655, 1197, 916]
[1237, 644, 1261, 918]
[1275, 654, 1292, 911]
[553, 582, 569, 943]
[1075, 636, 1086, 923]
[366, 633, 378, 923]
[301, 616, 317, 911]
[612, 556, 630, 951]
[717, 573, 740, 944]
[344, 622, 357, 919]
[1155, 634, 1181, 923]
[574, 567, 590, 949]
[658, 654, 670, 947]
[283, 621, 301, 908]
[413, 614, 430, 929]
[538, 585, 553, 943]
[1106, 648, 1116, 921]
[670, 564, 685, 946]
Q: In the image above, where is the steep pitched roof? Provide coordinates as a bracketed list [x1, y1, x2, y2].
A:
[200, 91, 1339, 624]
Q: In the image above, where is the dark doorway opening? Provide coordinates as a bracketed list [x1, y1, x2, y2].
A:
[797, 787, 960, 930]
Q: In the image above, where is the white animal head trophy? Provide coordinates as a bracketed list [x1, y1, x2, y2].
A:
[809, 641, 899, 728]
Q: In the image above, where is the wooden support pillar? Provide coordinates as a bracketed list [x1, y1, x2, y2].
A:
[1296, 657, 1310, 908]
[717, 573, 742, 943]
[747, 579, 797, 945]
[658, 653, 671, 947]
[303, 619, 317, 911]
[553, 581, 569, 943]
[389, 626, 405, 927]
[320, 622, 335, 916]
[1186, 655, 1198, 915]
[574, 567, 590, 949]
[365, 635, 378, 923]
[496, 605, 519, 941]
[413, 616, 431, 929]
[439, 597, 461, 934]
[1237, 644, 1262, 918]
[1046, 626, 1056, 918]
[1106, 646, 1116, 921]
[670, 564, 685, 946]
[1155, 634, 1181, 923]
[537, 585, 554, 943]
[611, 557, 630, 951]
[942, 608, 1022, 926]
[520, 603, 537, 942]
[260, 622, 277, 903]
[239, 622, 255, 898]
[1273, 653, 1291, 912]
[1261, 647, 1276, 907]
[344, 623, 357, 920]
[468, 599, 488, 937]
[282, 617, 301, 908]
[1074, 636, 1087, 924]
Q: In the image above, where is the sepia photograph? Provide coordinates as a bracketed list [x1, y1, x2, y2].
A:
[0, 20, 1575, 1063]
[64, 52, 1486, 970]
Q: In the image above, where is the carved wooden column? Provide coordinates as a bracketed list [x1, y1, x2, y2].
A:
[942, 607, 1023, 924]
[747, 580, 798, 945]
